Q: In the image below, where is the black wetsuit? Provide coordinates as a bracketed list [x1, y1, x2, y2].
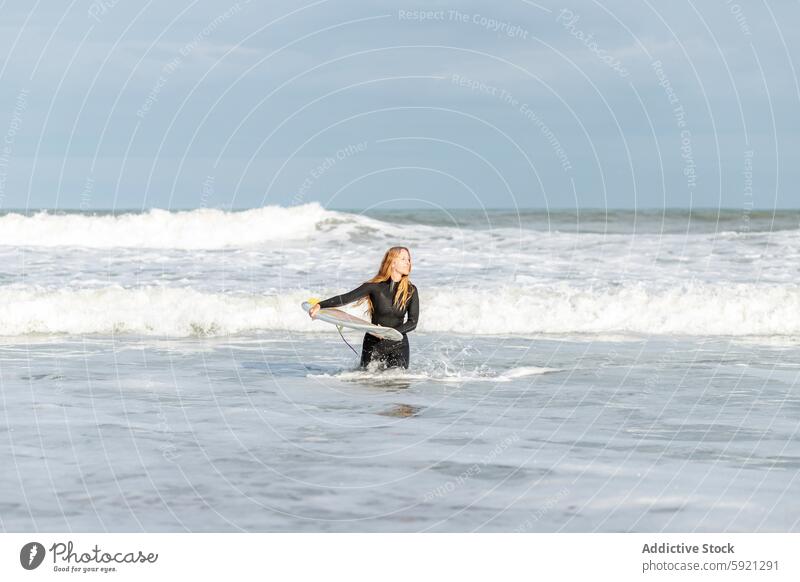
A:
[317, 279, 419, 369]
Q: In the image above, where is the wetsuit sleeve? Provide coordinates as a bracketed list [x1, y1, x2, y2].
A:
[395, 286, 419, 334]
[317, 282, 372, 309]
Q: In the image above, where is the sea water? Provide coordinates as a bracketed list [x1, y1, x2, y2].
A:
[1, 205, 799, 531]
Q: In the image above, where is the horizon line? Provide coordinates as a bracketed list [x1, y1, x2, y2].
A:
[1, 206, 798, 212]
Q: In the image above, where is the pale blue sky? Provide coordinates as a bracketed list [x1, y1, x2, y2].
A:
[0, 0, 798, 209]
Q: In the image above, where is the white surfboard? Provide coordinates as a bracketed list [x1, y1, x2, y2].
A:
[302, 301, 403, 341]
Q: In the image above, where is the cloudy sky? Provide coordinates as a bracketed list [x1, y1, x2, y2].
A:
[0, 0, 797, 209]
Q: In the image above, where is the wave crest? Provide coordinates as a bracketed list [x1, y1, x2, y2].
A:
[0, 203, 377, 249]
[0, 282, 797, 337]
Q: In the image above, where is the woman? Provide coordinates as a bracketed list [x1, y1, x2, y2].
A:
[308, 247, 419, 370]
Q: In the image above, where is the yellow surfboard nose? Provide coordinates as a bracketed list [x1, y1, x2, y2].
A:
[306, 297, 320, 305]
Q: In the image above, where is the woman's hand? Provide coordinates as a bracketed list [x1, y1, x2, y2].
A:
[308, 304, 321, 319]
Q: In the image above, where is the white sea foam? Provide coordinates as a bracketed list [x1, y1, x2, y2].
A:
[499, 366, 559, 379]
[0, 203, 387, 249]
[311, 365, 559, 383]
[421, 282, 800, 336]
[1, 206, 797, 292]
[1, 282, 798, 337]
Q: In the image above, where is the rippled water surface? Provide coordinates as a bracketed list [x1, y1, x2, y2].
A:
[3, 333, 798, 532]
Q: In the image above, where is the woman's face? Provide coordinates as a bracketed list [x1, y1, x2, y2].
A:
[393, 249, 411, 275]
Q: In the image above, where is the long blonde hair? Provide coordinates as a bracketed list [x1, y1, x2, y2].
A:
[357, 246, 414, 315]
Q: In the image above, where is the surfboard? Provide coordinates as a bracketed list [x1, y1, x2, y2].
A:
[302, 301, 403, 341]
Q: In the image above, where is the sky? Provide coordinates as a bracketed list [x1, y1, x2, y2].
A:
[0, 0, 798, 210]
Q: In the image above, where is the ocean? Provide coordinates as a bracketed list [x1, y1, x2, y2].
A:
[1, 205, 799, 532]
